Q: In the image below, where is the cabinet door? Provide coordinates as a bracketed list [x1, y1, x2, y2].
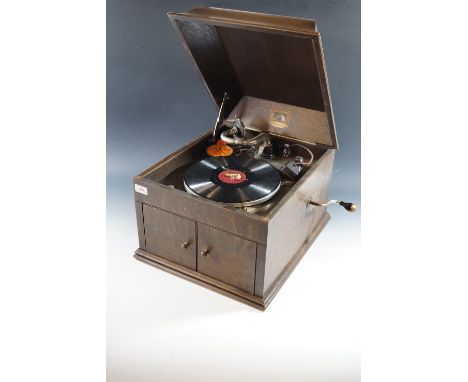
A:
[198, 224, 257, 294]
[143, 205, 196, 270]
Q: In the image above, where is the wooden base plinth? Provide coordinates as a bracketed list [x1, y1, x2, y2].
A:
[134, 213, 330, 310]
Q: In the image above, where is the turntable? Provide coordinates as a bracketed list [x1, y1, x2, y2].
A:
[133, 7, 356, 310]
[183, 156, 282, 207]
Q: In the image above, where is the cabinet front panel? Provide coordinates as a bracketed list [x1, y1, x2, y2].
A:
[143, 205, 196, 270]
[197, 224, 256, 294]
[134, 180, 268, 244]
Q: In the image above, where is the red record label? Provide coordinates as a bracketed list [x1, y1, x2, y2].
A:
[218, 169, 247, 184]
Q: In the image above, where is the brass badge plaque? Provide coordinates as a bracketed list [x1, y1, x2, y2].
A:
[269, 110, 291, 129]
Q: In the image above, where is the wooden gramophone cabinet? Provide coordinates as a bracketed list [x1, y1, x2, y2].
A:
[133, 7, 339, 310]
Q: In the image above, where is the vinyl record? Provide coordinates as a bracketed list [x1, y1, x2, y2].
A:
[183, 156, 281, 207]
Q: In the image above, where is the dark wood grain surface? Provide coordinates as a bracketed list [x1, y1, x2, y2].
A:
[135, 201, 146, 251]
[134, 182, 268, 244]
[134, 211, 329, 310]
[168, 6, 337, 147]
[143, 205, 197, 270]
[254, 244, 267, 297]
[185, 6, 317, 33]
[262, 149, 335, 292]
[197, 224, 257, 294]
[217, 26, 324, 111]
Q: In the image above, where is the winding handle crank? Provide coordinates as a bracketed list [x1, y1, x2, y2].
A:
[307, 199, 357, 213]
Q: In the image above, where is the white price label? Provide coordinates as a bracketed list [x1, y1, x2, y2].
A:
[134, 184, 148, 195]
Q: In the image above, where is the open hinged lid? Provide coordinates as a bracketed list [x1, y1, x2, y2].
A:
[168, 7, 338, 148]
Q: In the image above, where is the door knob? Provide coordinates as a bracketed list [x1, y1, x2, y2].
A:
[181, 241, 191, 249]
[200, 249, 209, 257]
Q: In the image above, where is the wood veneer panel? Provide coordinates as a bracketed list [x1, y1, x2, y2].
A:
[263, 149, 335, 292]
[218, 26, 324, 111]
[134, 211, 329, 310]
[198, 224, 257, 294]
[143, 205, 197, 270]
[135, 201, 146, 251]
[185, 7, 317, 34]
[254, 244, 266, 297]
[171, 18, 243, 114]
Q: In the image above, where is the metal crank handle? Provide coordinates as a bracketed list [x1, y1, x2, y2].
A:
[307, 199, 357, 213]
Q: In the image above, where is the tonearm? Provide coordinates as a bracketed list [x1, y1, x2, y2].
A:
[212, 94, 273, 158]
[219, 118, 272, 157]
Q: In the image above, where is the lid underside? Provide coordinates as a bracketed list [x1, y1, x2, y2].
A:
[168, 7, 337, 148]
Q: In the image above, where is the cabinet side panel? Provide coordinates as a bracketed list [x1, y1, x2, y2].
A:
[263, 149, 335, 293]
[254, 244, 266, 297]
[135, 201, 146, 250]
